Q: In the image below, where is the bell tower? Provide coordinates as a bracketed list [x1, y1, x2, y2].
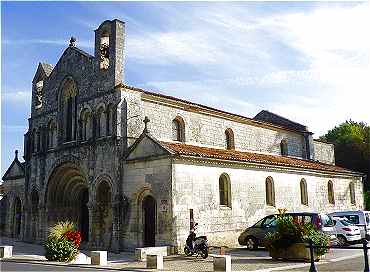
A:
[94, 19, 125, 88]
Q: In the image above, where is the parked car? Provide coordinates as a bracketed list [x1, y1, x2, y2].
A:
[329, 210, 370, 239]
[332, 216, 362, 245]
[238, 212, 337, 250]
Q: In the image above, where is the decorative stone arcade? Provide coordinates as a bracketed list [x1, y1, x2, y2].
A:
[44, 163, 90, 243]
[42, 162, 116, 250]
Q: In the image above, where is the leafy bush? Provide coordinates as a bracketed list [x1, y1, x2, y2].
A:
[44, 221, 81, 262]
[44, 237, 78, 262]
[265, 216, 330, 257]
[63, 230, 82, 248]
[49, 221, 76, 240]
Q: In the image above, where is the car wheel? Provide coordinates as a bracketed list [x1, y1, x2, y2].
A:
[337, 235, 347, 246]
[245, 236, 258, 250]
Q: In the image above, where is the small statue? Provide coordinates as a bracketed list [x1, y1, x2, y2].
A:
[69, 36, 76, 47]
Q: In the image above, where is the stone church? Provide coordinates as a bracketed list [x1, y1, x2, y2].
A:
[1, 19, 365, 252]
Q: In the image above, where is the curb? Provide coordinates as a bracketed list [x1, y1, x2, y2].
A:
[1, 258, 126, 271]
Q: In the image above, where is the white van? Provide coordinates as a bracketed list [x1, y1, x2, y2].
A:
[329, 210, 370, 239]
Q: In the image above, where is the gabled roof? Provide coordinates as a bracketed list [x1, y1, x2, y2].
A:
[161, 141, 360, 175]
[116, 83, 310, 134]
[125, 132, 173, 161]
[32, 62, 54, 83]
[126, 131, 361, 176]
[2, 151, 25, 181]
[254, 110, 308, 132]
[40, 63, 54, 77]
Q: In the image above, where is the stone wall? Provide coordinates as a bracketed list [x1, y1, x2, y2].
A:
[123, 158, 174, 250]
[122, 89, 307, 158]
[313, 140, 335, 165]
[171, 159, 364, 249]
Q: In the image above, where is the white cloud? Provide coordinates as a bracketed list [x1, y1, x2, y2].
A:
[1, 91, 31, 106]
[2, 39, 93, 49]
[139, 3, 370, 136]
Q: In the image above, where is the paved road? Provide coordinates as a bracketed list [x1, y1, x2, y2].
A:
[288, 256, 364, 271]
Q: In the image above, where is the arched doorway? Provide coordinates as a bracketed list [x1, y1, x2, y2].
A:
[142, 195, 156, 247]
[79, 188, 89, 242]
[0, 196, 8, 235]
[46, 163, 89, 241]
[96, 180, 112, 249]
[13, 197, 22, 237]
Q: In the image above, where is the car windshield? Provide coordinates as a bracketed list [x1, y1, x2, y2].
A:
[253, 218, 265, 228]
[264, 216, 277, 227]
[321, 214, 334, 227]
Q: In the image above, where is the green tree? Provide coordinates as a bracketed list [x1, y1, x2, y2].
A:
[320, 120, 370, 192]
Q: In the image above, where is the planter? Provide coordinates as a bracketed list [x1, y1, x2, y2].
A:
[268, 242, 320, 262]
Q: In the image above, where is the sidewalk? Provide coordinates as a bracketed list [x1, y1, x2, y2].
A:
[0, 237, 364, 271]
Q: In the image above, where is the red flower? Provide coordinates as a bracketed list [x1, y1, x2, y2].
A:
[63, 230, 82, 248]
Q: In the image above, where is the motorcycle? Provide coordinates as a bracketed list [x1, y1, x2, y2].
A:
[184, 223, 209, 259]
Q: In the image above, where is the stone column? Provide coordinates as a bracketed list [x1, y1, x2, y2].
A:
[87, 202, 97, 250]
[111, 199, 120, 253]
[39, 204, 47, 242]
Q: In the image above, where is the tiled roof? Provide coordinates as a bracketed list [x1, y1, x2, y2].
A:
[117, 84, 308, 134]
[160, 141, 360, 175]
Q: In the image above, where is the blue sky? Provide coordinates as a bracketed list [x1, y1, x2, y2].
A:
[1, 1, 369, 174]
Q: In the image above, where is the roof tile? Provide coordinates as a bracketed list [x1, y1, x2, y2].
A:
[161, 141, 359, 175]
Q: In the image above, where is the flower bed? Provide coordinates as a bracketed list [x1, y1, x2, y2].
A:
[44, 221, 82, 262]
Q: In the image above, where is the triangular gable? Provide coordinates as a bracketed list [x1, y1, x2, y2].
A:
[2, 157, 25, 181]
[32, 62, 53, 83]
[126, 133, 172, 161]
[46, 46, 94, 80]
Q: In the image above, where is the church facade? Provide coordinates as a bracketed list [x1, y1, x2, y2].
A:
[1, 19, 365, 252]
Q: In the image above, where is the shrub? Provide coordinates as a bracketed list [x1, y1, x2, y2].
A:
[63, 230, 82, 248]
[49, 221, 76, 240]
[45, 221, 81, 262]
[265, 216, 330, 257]
[44, 236, 78, 262]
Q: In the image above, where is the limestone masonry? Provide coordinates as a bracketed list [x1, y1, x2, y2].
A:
[1, 19, 364, 252]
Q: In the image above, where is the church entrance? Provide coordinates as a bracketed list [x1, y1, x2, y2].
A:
[95, 180, 112, 249]
[142, 195, 156, 247]
[46, 163, 89, 241]
[79, 188, 89, 242]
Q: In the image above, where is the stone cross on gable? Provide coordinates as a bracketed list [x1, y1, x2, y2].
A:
[143, 116, 150, 133]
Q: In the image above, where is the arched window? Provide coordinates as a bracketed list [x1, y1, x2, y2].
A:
[32, 129, 37, 153]
[96, 106, 106, 138]
[172, 116, 185, 142]
[225, 128, 235, 150]
[219, 174, 231, 207]
[300, 179, 308, 205]
[60, 78, 77, 142]
[266, 177, 275, 206]
[280, 139, 288, 156]
[349, 182, 356, 205]
[37, 128, 41, 152]
[106, 104, 114, 136]
[47, 121, 57, 149]
[328, 180, 335, 204]
[80, 109, 92, 141]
